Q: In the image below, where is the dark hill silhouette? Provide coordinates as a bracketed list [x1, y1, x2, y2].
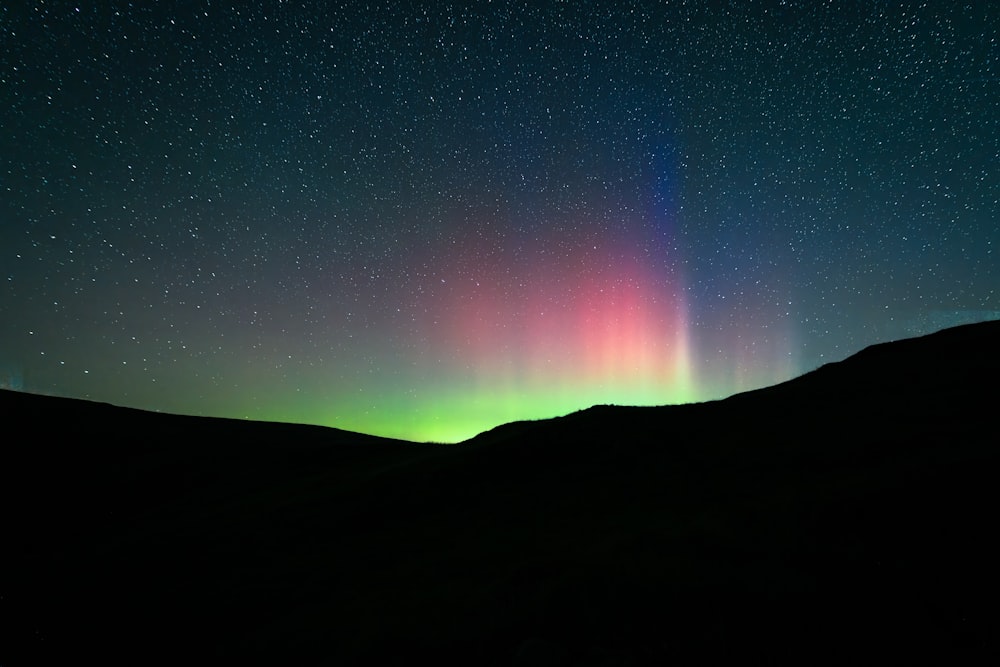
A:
[2, 319, 999, 665]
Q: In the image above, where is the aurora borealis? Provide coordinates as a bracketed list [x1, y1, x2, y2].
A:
[2, 1, 998, 442]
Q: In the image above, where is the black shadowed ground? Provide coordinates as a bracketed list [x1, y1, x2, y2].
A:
[3, 320, 999, 665]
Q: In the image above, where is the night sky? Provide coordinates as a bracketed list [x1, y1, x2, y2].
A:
[3, 1, 998, 442]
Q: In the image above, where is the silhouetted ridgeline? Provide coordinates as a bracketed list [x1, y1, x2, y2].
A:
[3, 320, 999, 665]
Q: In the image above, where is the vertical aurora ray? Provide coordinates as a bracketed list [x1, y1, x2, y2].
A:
[300, 143, 799, 443]
[207, 146, 797, 444]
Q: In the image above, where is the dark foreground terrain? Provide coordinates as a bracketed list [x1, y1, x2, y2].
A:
[3, 320, 999, 665]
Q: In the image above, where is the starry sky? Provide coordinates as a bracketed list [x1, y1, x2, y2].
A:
[2, 1, 998, 442]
